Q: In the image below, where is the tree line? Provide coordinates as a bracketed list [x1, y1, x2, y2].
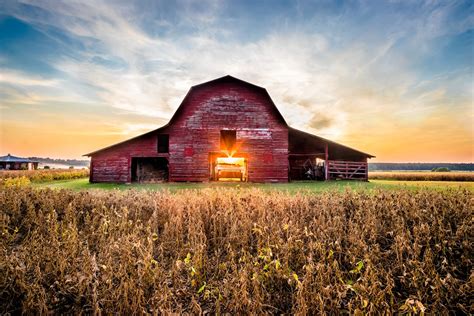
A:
[369, 163, 473, 171]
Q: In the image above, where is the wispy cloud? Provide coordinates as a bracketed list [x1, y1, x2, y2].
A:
[0, 69, 58, 86]
[0, 0, 472, 161]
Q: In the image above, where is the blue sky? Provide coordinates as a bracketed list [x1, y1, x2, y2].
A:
[0, 0, 472, 161]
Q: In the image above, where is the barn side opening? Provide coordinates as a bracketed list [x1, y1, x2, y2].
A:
[289, 155, 326, 180]
[131, 157, 168, 183]
[288, 128, 373, 181]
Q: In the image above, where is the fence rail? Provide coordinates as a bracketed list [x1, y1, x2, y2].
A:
[327, 160, 368, 180]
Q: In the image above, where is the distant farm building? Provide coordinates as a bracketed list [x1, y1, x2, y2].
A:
[85, 76, 374, 183]
[0, 154, 38, 170]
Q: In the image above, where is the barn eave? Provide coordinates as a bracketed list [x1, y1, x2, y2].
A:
[83, 126, 168, 157]
[288, 127, 375, 159]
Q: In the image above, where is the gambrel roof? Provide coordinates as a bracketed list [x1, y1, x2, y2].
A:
[85, 75, 374, 158]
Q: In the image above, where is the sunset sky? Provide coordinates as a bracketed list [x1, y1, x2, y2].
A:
[0, 0, 472, 162]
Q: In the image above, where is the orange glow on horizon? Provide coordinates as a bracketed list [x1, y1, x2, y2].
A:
[1, 121, 472, 162]
[1, 107, 472, 162]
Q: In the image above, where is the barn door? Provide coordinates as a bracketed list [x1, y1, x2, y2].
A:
[131, 157, 169, 182]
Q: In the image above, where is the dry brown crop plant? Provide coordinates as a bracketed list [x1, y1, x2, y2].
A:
[0, 169, 89, 183]
[369, 171, 474, 182]
[0, 187, 472, 314]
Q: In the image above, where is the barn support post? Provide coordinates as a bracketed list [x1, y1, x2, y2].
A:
[324, 143, 329, 181]
[365, 159, 369, 181]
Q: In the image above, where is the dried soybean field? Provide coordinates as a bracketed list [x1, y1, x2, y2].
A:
[0, 169, 89, 184]
[369, 171, 474, 182]
[1, 187, 472, 314]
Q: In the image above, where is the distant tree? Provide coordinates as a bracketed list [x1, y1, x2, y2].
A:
[69, 166, 74, 169]
[369, 163, 473, 171]
[43, 166, 50, 169]
[432, 167, 450, 172]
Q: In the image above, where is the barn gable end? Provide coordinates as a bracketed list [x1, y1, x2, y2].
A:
[166, 76, 288, 182]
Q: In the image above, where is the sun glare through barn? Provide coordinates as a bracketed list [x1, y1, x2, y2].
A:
[215, 130, 247, 181]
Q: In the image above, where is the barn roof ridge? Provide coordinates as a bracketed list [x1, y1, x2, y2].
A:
[191, 75, 266, 91]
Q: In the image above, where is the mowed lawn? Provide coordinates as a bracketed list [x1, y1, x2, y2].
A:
[32, 178, 474, 192]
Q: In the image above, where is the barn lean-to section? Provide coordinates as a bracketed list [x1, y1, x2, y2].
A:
[288, 128, 372, 180]
[85, 76, 374, 183]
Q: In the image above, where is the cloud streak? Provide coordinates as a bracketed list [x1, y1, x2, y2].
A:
[0, 0, 472, 161]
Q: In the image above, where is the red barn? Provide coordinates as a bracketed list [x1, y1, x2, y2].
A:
[85, 76, 374, 183]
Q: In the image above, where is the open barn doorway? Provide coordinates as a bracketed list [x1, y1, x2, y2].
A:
[209, 129, 248, 181]
[209, 153, 248, 182]
[289, 155, 325, 181]
[131, 157, 168, 183]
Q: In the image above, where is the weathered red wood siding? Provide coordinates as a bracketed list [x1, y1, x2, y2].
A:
[90, 79, 289, 183]
[167, 81, 288, 182]
[90, 132, 168, 183]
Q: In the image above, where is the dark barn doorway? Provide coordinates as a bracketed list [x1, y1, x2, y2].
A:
[131, 157, 169, 183]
